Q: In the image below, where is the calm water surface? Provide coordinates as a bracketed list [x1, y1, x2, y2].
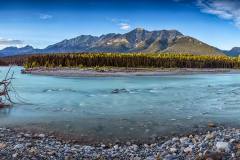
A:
[1, 66, 240, 143]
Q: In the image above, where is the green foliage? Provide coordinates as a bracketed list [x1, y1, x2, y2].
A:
[24, 53, 240, 69]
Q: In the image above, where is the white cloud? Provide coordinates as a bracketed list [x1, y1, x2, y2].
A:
[107, 17, 131, 30]
[197, 0, 240, 28]
[119, 23, 131, 30]
[39, 14, 53, 20]
[0, 38, 24, 49]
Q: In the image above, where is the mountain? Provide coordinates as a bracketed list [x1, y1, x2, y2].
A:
[42, 28, 224, 55]
[224, 47, 240, 57]
[0, 28, 226, 56]
[43, 28, 184, 53]
[0, 45, 35, 57]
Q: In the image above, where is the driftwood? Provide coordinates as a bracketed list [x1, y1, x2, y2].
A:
[0, 67, 14, 108]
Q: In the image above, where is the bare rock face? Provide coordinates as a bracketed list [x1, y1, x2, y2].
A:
[44, 28, 184, 53]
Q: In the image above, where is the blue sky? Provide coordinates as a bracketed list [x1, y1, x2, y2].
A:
[0, 0, 239, 50]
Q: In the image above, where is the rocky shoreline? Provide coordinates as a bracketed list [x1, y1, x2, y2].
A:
[22, 67, 240, 77]
[0, 127, 240, 159]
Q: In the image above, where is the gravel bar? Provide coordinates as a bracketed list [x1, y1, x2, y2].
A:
[0, 127, 240, 159]
[22, 67, 240, 77]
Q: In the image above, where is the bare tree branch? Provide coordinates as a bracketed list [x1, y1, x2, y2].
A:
[0, 67, 14, 107]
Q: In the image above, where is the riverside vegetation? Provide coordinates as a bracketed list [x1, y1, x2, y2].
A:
[23, 53, 240, 69]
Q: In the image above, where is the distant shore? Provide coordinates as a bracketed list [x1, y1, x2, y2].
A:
[22, 67, 240, 77]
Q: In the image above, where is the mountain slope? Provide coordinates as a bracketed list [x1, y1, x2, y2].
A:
[0, 28, 226, 56]
[44, 35, 99, 53]
[162, 36, 224, 55]
[225, 47, 240, 57]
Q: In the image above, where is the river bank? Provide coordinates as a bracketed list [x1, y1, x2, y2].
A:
[0, 127, 239, 159]
[22, 67, 240, 77]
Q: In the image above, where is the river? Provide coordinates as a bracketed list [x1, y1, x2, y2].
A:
[1, 66, 240, 143]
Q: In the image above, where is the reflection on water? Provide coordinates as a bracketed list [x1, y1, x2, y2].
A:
[0, 66, 240, 142]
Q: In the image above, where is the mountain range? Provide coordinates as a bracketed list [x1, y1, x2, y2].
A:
[0, 28, 238, 57]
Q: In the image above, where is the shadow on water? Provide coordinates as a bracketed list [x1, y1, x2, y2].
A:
[0, 107, 12, 117]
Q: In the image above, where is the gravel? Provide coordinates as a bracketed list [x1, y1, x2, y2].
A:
[0, 127, 240, 159]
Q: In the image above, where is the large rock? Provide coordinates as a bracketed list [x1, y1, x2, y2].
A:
[216, 142, 230, 152]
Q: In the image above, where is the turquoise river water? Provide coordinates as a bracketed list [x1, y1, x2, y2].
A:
[0, 66, 240, 143]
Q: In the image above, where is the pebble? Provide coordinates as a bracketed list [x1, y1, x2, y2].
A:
[208, 122, 217, 128]
[0, 143, 6, 149]
[12, 153, 18, 158]
[236, 143, 240, 149]
[126, 141, 131, 145]
[24, 133, 31, 137]
[38, 133, 45, 138]
[229, 139, 236, 143]
[169, 147, 177, 153]
[25, 143, 32, 147]
[205, 132, 214, 140]
[101, 144, 106, 148]
[172, 137, 179, 142]
[184, 147, 192, 153]
[180, 137, 188, 143]
[144, 144, 149, 148]
[13, 144, 24, 149]
[113, 144, 119, 150]
[132, 144, 138, 151]
[216, 142, 230, 151]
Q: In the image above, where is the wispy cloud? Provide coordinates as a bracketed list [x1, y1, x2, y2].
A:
[196, 0, 240, 28]
[0, 38, 23, 45]
[118, 23, 131, 30]
[39, 13, 53, 20]
[108, 18, 131, 30]
[0, 38, 24, 49]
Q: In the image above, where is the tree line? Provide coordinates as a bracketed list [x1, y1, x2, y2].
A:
[23, 53, 240, 69]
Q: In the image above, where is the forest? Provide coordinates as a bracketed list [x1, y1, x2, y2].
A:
[0, 59, 7, 66]
[0, 55, 30, 66]
[23, 53, 240, 69]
